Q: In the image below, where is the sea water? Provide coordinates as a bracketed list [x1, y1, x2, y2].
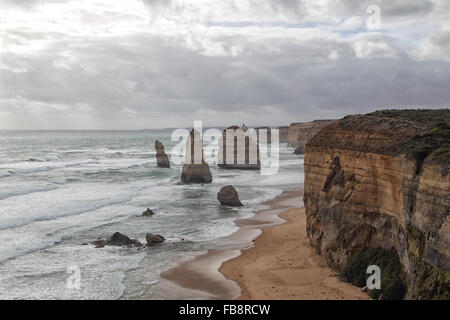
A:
[0, 130, 303, 299]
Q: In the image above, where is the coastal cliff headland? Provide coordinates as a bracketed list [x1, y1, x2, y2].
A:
[304, 109, 450, 299]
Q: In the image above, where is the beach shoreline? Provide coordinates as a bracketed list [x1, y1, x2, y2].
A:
[161, 187, 368, 300]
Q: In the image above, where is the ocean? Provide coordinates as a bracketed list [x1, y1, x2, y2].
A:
[0, 130, 303, 299]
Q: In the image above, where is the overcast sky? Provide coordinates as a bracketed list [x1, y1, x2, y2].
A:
[0, 0, 449, 130]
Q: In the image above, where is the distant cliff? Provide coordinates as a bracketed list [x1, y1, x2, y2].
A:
[294, 120, 335, 154]
[287, 120, 335, 151]
[303, 109, 450, 299]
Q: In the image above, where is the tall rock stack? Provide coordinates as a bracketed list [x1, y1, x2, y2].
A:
[287, 123, 302, 147]
[218, 125, 260, 170]
[180, 129, 212, 184]
[255, 127, 271, 143]
[294, 120, 335, 154]
[155, 140, 170, 168]
[278, 126, 289, 142]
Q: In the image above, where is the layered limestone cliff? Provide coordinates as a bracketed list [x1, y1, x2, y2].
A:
[287, 120, 335, 150]
[303, 110, 450, 299]
[294, 120, 335, 154]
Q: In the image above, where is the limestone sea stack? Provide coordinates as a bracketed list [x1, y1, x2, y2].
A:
[155, 140, 170, 168]
[303, 109, 450, 299]
[217, 185, 243, 207]
[278, 126, 289, 142]
[218, 125, 261, 170]
[180, 129, 212, 184]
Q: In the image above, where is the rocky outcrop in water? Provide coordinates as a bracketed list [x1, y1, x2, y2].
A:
[155, 140, 170, 168]
[93, 232, 143, 248]
[218, 125, 260, 170]
[180, 129, 212, 184]
[217, 185, 243, 207]
[146, 233, 165, 246]
[142, 208, 155, 216]
[287, 123, 302, 147]
[303, 110, 450, 299]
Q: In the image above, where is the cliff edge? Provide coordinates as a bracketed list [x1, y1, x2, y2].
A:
[303, 109, 450, 299]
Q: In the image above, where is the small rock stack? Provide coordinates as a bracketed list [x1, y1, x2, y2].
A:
[155, 140, 170, 168]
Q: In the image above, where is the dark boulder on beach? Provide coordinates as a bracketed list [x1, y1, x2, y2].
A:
[142, 208, 155, 216]
[217, 185, 243, 207]
[146, 233, 165, 246]
[155, 140, 170, 168]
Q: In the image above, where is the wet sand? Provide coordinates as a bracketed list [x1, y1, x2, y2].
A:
[162, 188, 368, 300]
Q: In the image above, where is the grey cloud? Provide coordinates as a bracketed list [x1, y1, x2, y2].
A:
[1, 0, 449, 129]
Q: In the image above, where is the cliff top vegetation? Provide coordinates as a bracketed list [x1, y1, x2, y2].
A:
[367, 109, 450, 167]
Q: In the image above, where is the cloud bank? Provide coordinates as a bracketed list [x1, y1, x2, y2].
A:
[0, 0, 449, 129]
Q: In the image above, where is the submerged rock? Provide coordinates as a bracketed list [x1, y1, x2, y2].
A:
[142, 208, 155, 216]
[146, 233, 165, 246]
[155, 140, 170, 168]
[180, 129, 212, 184]
[217, 185, 243, 207]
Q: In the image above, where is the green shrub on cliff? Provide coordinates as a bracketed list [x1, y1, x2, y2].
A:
[342, 247, 407, 300]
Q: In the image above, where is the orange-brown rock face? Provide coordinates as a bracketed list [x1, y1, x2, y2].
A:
[287, 123, 302, 147]
[294, 120, 335, 154]
[304, 113, 450, 299]
[287, 120, 335, 150]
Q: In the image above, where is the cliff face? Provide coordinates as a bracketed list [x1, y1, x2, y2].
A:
[304, 111, 450, 299]
[287, 120, 335, 150]
[294, 120, 335, 154]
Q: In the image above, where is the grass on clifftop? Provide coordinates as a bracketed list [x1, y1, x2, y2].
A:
[342, 247, 407, 300]
[368, 109, 450, 167]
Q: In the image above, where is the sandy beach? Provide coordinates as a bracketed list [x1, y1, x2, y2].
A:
[162, 188, 368, 300]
